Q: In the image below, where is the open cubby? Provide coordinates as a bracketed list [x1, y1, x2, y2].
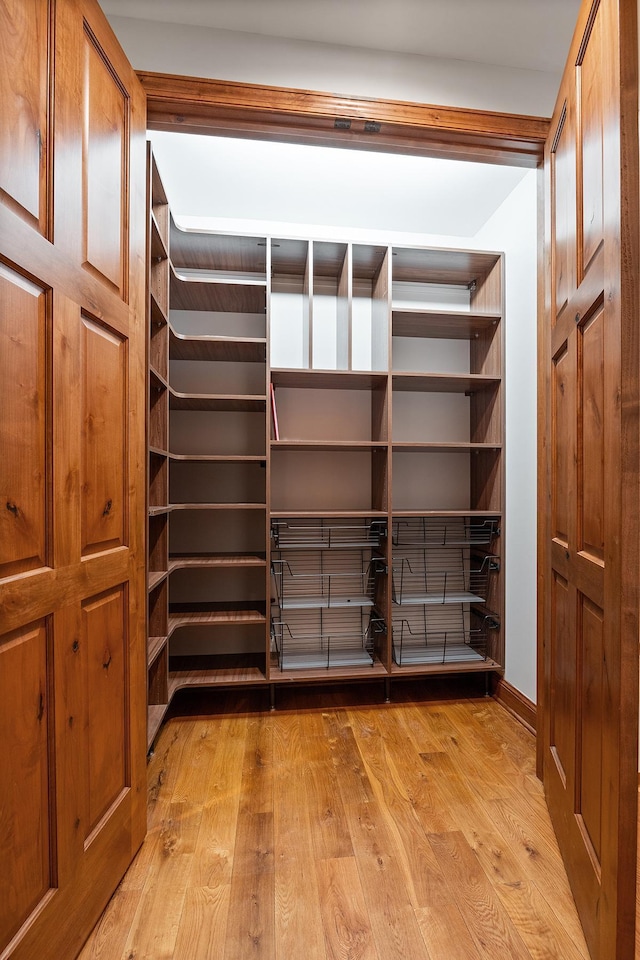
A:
[271, 447, 388, 513]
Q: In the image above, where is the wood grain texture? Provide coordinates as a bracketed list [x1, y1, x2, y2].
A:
[1, 2, 149, 959]
[79, 689, 589, 960]
[139, 72, 549, 168]
[540, 1, 640, 956]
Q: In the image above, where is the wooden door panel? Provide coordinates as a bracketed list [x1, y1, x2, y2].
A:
[81, 315, 127, 556]
[541, 1, 639, 957]
[549, 571, 575, 786]
[82, 25, 128, 297]
[578, 594, 604, 866]
[0, 2, 147, 958]
[82, 586, 128, 834]
[579, 2, 605, 275]
[0, 263, 49, 579]
[552, 103, 576, 321]
[0, 620, 53, 948]
[578, 305, 605, 561]
[552, 343, 573, 547]
[0, 0, 51, 234]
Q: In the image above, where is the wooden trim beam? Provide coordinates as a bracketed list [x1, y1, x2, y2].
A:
[139, 71, 550, 168]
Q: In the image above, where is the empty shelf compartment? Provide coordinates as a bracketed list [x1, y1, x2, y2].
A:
[392, 516, 499, 547]
[271, 608, 385, 670]
[271, 518, 386, 550]
[272, 551, 384, 610]
[392, 607, 498, 666]
[392, 550, 499, 605]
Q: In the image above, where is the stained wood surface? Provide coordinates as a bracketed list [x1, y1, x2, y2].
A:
[140, 72, 549, 167]
[78, 688, 589, 960]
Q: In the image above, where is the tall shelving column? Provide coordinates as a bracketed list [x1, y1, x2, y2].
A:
[389, 247, 504, 675]
[167, 228, 270, 694]
[269, 240, 391, 680]
[146, 145, 171, 747]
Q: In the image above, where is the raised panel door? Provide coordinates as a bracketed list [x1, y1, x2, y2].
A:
[541, 1, 639, 957]
[0, 2, 147, 958]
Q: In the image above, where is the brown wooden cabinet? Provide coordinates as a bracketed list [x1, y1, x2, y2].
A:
[144, 178, 505, 735]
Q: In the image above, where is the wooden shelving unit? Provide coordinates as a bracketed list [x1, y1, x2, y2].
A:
[144, 169, 505, 741]
[146, 147, 171, 749]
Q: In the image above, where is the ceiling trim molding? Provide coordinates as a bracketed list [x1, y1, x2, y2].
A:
[139, 71, 550, 167]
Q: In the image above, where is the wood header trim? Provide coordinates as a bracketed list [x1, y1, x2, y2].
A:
[139, 71, 550, 167]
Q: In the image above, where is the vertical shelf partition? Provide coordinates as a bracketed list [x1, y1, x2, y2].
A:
[146, 146, 170, 747]
[145, 176, 505, 738]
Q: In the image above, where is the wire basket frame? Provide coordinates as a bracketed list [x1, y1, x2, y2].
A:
[271, 608, 385, 670]
[392, 607, 499, 665]
[272, 551, 384, 609]
[271, 518, 386, 550]
[392, 550, 499, 605]
[391, 516, 499, 548]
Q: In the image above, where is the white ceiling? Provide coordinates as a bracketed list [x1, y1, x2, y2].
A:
[102, 0, 581, 74]
[150, 131, 532, 238]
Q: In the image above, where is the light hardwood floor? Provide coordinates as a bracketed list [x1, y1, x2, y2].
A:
[79, 683, 590, 960]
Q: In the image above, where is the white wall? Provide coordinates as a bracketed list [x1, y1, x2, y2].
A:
[474, 173, 538, 703]
[108, 14, 559, 116]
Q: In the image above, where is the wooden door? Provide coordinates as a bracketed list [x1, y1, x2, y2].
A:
[0, 2, 147, 958]
[540, 1, 639, 957]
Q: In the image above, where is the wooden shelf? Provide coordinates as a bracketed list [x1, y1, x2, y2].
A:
[270, 509, 388, 519]
[391, 510, 502, 518]
[168, 604, 267, 634]
[149, 366, 169, 390]
[272, 440, 387, 451]
[148, 634, 167, 667]
[170, 224, 267, 276]
[170, 502, 266, 510]
[171, 268, 267, 313]
[392, 373, 500, 393]
[168, 452, 265, 462]
[150, 213, 168, 262]
[149, 445, 169, 457]
[169, 325, 266, 362]
[391, 246, 501, 285]
[148, 569, 168, 592]
[392, 308, 501, 340]
[168, 654, 267, 692]
[149, 504, 173, 516]
[272, 369, 388, 390]
[169, 553, 266, 570]
[272, 660, 389, 682]
[147, 704, 169, 749]
[392, 442, 502, 452]
[169, 387, 266, 412]
[150, 290, 168, 327]
[389, 657, 502, 677]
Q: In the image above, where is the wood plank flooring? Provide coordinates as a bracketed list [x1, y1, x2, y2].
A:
[78, 683, 590, 960]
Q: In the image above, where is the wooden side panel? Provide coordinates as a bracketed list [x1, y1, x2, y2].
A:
[552, 105, 576, 321]
[82, 25, 128, 297]
[82, 586, 128, 835]
[0, 264, 48, 579]
[549, 572, 574, 787]
[81, 316, 127, 556]
[580, 3, 605, 273]
[579, 306, 605, 561]
[578, 594, 604, 866]
[0, 620, 53, 947]
[0, 0, 50, 233]
[552, 344, 572, 547]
